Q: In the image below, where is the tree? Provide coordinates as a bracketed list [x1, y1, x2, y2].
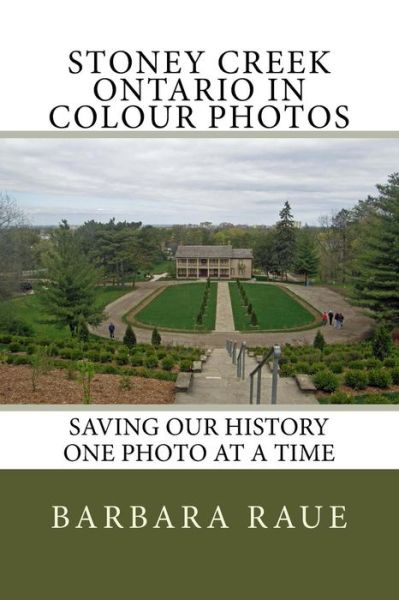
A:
[151, 327, 162, 346]
[313, 330, 326, 352]
[275, 201, 296, 278]
[39, 220, 104, 335]
[295, 230, 319, 285]
[353, 173, 399, 325]
[371, 325, 393, 360]
[123, 324, 137, 348]
[254, 230, 279, 278]
[0, 193, 26, 299]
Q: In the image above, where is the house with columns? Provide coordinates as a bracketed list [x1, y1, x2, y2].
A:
[175, 245, 253, 280]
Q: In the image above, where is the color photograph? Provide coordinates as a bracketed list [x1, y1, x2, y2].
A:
[1, 138, 398, 405]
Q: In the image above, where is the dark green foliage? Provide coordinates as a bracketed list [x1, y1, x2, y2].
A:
[390, 367, 399, 385]
[344, 370, 369, 390]
[353, 173, 399, 325]
[144, 354, 158, 369]
[151, 328, 161, 346]
[123, 324, 137, 348]
[251, 311, 258, 326]
[274, 201, 297, 278]
[180, 359, 192, 372]
[329, 391, 353, 404]
[77, 315, 89, 342]
[39, 221, 104, 335]
[295, 230, 319, 284]
[371, 326, 393, 360]
[161, 356, 175, 371]
[313, 370, 339, 392]
[368, 368, 392, 388]
[313, 330, 326, 352]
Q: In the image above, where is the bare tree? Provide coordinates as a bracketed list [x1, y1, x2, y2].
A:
[0, 193, 27, 299]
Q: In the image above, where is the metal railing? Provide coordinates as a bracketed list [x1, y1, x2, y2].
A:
[249, 345, 282, 405]
[236, 342, 246, 379]
[226, 339, 246, 379]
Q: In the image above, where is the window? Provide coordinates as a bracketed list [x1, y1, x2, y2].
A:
[220, 259, 229, 265]
[177, 269, 187, 277]
[188, 268, 197, 276]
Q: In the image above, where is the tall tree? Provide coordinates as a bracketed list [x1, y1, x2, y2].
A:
[0, 193, 26, 299]
[275, 201, 296, 278]
[295, 230, 319, 284]
[353, 173, 399, 325]
[39, 220, 104, 334]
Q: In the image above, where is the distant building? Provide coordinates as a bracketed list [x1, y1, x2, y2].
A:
[175, 245, 253, 280]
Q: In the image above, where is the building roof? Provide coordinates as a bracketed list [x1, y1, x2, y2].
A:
[175, 245, 253, 259]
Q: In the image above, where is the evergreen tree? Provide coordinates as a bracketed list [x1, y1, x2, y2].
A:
[123, 324, 137, 348]
[151, 327, 162, 346]
[371, 325, 393, 360]
[295, 231, 319, 285]
[275, 201, 296, 278]
[39, 220, 104, 335]
[353, 173, 399, 325]
[313, 330, 326, 352]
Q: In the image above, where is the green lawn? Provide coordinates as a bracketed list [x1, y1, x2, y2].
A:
[229, 282, 317, 331]
[151, 260, 173, 274]
[5, 286, 131, 341]
[135, 282, 217, 331]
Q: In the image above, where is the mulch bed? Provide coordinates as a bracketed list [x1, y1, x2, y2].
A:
[0, 365, 175, 404]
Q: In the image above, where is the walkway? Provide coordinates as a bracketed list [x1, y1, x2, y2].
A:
[175, 348, 318, 405]
[214, 282, 235, 332]
[93, 280, 373, 347]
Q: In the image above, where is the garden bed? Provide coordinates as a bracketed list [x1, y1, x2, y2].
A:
[0, 364, 175, 404]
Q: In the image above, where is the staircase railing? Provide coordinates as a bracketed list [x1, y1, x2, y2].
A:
[249, 345, 281, 405]
[226, 340, 246, 379]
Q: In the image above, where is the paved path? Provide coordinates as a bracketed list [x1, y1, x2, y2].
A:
[93, 281, 374, 348]
[215, 282, 235, 332]
[176, 348, 317, 405]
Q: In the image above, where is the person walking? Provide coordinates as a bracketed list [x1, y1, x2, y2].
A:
[322, 311, 328, 326]
[328, 310, 334, 326]
[108, 322, 116, 339]
[334, 312, 340, 329]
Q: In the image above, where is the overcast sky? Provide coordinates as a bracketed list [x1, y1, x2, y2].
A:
[0, 138, 398, 226]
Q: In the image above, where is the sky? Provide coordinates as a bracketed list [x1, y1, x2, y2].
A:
[0, 138, 398, 226]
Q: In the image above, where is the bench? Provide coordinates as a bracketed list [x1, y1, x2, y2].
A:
[192, 361, 203, 373]
[175, 372, 193, 392]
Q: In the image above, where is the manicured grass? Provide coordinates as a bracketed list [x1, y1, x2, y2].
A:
[229, 282, 316, 331]
[5, 286, 131, 341]
[135, 282, 217, 331]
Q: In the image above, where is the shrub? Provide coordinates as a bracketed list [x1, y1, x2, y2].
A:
[330, 362, 344, 374]
[161, 356, 175, 371]
[368, 368, 392, 389]
[13, 355, 32, 365]
[144, 354, 159, 369]
[116, 352, 129, 365]
[130, 354, 144, 367]
[329, 391, 353, 404]
[251, 312, 258, 326]
[151, 328, 161, 346]
[8, 342, 22, 353]
[70, 349, 84, 361]
[247, 303, 252, 314]
[180, 359, 192, 372]
[196, 313, 203, 326]
[123, 324, 137, 348]
[390, 367, 399, 385]
[279, 364, 296, 377]
[119, 375, 132, 391]
[86, 350, 101, 363]
[102, 364, 118, 374]
[313, 330, 326, 352]
[344, 370, 369, 390]
[364, 358, 383, 369]
[372, 325, 393, 360]
[99, 351, 113, 363]
[384, 357, 397, 368]
[363, 393, 390, 404]
[313, 370, 339, 392]
[348, 360, 365, 370]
